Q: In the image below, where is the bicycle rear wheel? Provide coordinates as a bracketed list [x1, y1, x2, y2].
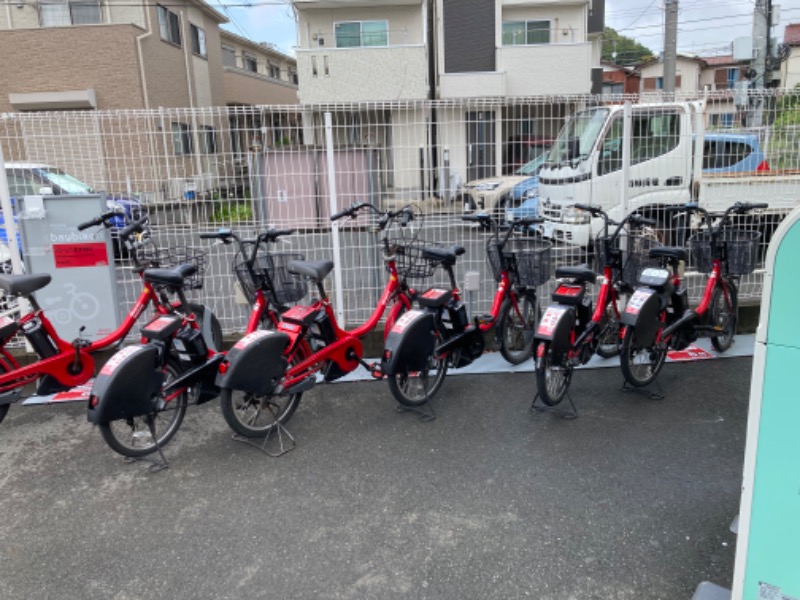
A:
[710, 279, 738, 352]
[620, 326, 667, 388]
[596, 295, 627, 359]
[219, 346, 308, 438]
[387, 347, 449, 407]
[499, 292, 540, 365]
[99, 359, 188, 458]
[534, 342, 572, 406]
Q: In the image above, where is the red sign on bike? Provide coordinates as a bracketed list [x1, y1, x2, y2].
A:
[53, 243, 109, 268]
[537, 307, 567, 336]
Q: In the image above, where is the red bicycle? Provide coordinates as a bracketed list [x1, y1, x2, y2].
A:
[619, 201, 766, 389]
[0, 212, 215, 425]
[87, 226, 304, 463]
[216, 202, 453, 439]
[380, 213, 550, 408]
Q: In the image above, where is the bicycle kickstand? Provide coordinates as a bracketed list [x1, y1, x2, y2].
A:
[530, 392, 578, 420]
[231, 404, 296, 458]
[123, 414, 169, 473]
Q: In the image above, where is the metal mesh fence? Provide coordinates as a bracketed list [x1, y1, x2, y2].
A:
[2, 89, 799, 336]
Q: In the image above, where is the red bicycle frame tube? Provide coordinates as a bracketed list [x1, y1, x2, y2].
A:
[478, 272, 511, 333]
[0, 282, 167, 393]
[694, 259, 722, 315]
[279, 263, 412, 389]
[591, 265, 619, 323]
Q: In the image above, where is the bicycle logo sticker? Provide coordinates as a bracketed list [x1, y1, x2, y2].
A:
[625, 289, 654, 315]
[537, 306, 567, 336]
[43, 283, 101, 325]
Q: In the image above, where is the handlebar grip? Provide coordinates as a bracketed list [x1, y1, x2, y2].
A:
[461, 215, 481, 222]
[265, 228, 295, 241]
[574, 203, 602, 216]
[199, 233, 221, 239]
[77, 210, 118, 231]
[515, 216, 544, 226]
[629, 214, 657, 227]
[751, 203, 769, 210]
[330, 208, 352, 221]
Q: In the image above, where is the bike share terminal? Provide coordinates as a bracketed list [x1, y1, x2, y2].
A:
[720, 206, 800, 599]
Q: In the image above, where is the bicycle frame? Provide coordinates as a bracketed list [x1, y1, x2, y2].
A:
[0, 280, 167, 394]
[278, 261, 412, 390]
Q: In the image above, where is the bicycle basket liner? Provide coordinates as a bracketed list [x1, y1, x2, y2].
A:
[233, 251, 307, 305]
[689, 229, 761, 275]
[487, 237, 552, 286]
[390, 238, 444, 279]
[136, 245, 207, 290]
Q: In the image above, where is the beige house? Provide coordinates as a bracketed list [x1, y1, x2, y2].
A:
[781, 23, 800, 89]
[291, 0, 604, 200]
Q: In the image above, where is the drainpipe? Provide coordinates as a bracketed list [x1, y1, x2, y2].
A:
[136, 4, 153, 109]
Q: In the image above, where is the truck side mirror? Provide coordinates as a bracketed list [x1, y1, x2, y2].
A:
[567, 136, 580, 160]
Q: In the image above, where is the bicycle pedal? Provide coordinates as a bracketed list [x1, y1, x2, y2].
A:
[369, 364, 385, 380]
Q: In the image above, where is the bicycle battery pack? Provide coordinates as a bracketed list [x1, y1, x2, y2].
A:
[216, 330, 290, 396]
[382, 309, 436, 376]
[141, 314, 183, 342]
[88, 344, 164, 424]
[621, 288, 663, 346]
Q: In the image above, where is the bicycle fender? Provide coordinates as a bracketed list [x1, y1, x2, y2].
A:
[535, 304, 575, 358]
[87, 344, 164, 425]
[216, 330, 289, 396]
[382, 309, 436, 376]
[621, 288, 663, 346]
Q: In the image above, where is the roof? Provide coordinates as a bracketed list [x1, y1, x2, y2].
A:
[785, 23, 800, 45]
[701, 55, 743, 66]
[220, 30, 296, 62]
[637, 53, 707, 69]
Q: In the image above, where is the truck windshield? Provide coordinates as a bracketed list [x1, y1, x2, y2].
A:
[547, 107, 609, 164]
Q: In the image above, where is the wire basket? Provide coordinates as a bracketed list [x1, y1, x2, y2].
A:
[486, 236, 552, 287]
[234, 251, 308, 306]
[689, 229, 761, 275]
[135, 245, 207, 290]
[389, 238, 445, 280]
[594, 232, 660, 287]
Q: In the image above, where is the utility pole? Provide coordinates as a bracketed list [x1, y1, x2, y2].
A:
[751, 0, 771, 126]
[663, 0, 679, 96]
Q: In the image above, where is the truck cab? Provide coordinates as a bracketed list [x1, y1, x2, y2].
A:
[537, 103, 699, 247]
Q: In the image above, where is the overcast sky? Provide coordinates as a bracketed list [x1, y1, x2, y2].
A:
[218, 0, 800, 59]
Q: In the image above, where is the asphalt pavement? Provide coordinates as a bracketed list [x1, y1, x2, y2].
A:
[0, 354, 752, 599]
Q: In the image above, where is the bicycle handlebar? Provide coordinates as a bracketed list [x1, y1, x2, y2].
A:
[118, 215, 150, 240]
[76, 210, 121, 231]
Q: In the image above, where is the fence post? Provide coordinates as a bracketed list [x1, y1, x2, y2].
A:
[0, 144, 24, 274]
[620, 101, 632, 216]
[324, 112, 345, 325]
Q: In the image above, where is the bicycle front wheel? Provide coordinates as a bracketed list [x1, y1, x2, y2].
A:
[596, 295, 626, 359]
[387, 348, 449, 407]
[534, 342, 572, 406]
[710, 279, 738, 352]
[219, 348, 308, 438]
[620, 326, 667, 388]
[499, 292, 540, 365]
[99, 360, 188, 458]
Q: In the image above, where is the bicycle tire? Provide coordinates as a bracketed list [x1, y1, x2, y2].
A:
[534, 342, 572, 406]
[387, 333, 449, 407]
[596, 297, 625, 359]
[98, 359, 188, 458]
[219, 346, 309, 438]
[710, 279, 738, 352]
[619, 325, 667, 388]
[498, 292, 540, 365]
[0, 403, 8, 425]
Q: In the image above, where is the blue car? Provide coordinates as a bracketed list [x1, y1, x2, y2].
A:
[3, 163, 146, 260]
[506, 132, 770, 225]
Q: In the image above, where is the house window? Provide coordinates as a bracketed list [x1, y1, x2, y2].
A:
[201, 126, 217, 154]
[269, 62, 281, 79]
[39, 0, 101, 27]
[715, 67, 740, 90]
[190, 24, 206, 58]
[158, 5, 181, 46]
[222, 45, 237, 67]
[290, 70, 298, 85]
[335, 20, 388, 48]
[502, 20, 550, 45]
[244, 54, 258, 73]
[172, 122, 192, 155]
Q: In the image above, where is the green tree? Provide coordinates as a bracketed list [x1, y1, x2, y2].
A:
[602, 27, 655, 66]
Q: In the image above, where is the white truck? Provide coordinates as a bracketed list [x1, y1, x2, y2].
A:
[535, 101, 798, 247]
